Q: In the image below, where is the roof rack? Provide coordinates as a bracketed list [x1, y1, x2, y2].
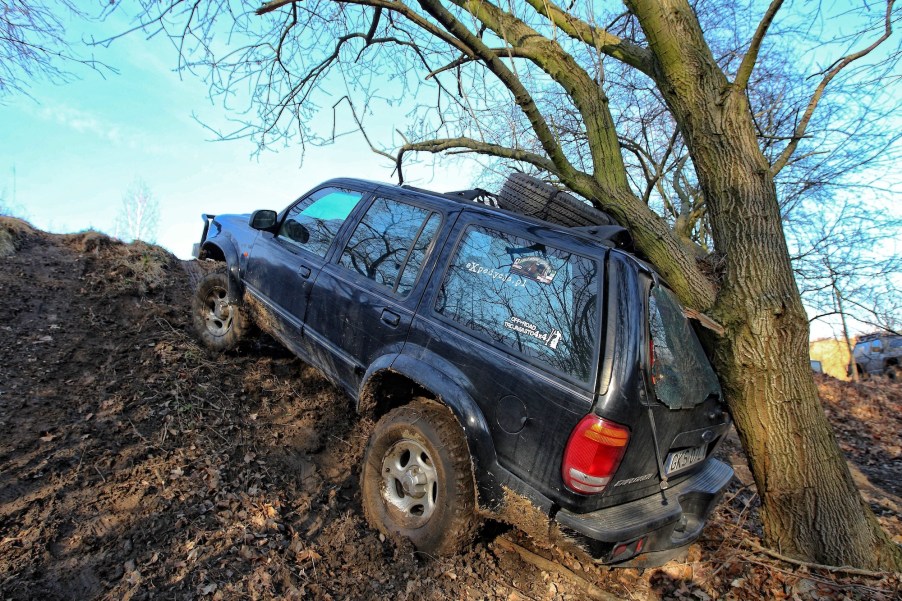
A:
[443, 188, 501, 208]
[401, 182, 632, 250]
[401, 184, 500, 208]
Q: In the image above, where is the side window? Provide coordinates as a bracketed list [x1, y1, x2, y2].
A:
[434, 226, 599, 381]
[338, 197, 441, 295]
[397, 213, 441, 296]
[279, 188, 364, 257]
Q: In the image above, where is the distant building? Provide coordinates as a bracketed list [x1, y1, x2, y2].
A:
[809, 337, 853, 381]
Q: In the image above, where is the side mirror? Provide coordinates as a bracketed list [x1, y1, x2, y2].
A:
[249, 209, 278, 231]
[283, 219, 310, 244]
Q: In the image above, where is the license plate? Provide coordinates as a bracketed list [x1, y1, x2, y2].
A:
[665, 445, 707, 475]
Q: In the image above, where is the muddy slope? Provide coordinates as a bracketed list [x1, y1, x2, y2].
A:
[0, 218, 899, 600]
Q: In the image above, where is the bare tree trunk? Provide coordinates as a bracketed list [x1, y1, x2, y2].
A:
[835, 286, 859, 382]
[706, 157, 897, 568]
[627, 0, 902, 570]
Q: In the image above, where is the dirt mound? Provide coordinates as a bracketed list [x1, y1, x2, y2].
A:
[0, 220, 899, 600]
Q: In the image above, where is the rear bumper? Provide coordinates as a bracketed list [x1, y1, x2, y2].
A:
[554, 458, 733, 567]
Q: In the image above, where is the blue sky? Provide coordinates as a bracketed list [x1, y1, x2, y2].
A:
[0, 9, 473, 259]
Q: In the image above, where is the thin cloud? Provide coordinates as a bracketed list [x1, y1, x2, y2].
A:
[26, 102, 176, 154]
[33, 103, 123, 144]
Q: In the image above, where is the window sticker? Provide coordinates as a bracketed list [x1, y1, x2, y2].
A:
[503, 316, 563, 350]
[436, 225, 599, 381]
[510, 256, 557, 284]
[465, 261, 528, 287]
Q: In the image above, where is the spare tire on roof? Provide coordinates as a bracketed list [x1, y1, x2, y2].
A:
[498, 172, 617, 228]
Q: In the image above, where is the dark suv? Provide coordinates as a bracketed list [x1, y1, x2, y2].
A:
[849, 333, 902, 380]
[191, 177, 733, 567]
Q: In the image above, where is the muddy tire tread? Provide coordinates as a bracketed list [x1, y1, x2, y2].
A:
[361, 398, 479, 556]
[191, 269, 250, 352]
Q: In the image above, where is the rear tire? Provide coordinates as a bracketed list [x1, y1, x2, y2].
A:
[498, 172, 615, 228]
[192, 270, 249, 351]
[361, 399, 479, 556]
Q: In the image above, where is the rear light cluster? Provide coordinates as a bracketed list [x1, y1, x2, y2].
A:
[561, 415, 630, 494]
[611, 536, 646, 562]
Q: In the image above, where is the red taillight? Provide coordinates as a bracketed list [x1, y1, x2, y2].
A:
[561, 415, 630, 494]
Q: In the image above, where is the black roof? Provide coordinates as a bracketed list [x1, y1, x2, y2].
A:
[318, 177, 635, 252]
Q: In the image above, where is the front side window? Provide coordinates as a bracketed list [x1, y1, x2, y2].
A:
[648, 285, 721, 409]
[339, 198, 441, 295]
[434, 226, 598, 381]
[279, 188, 364, 257]
[397, 213, 441, 296]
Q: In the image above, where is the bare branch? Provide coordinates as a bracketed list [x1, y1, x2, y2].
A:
[522, 0, 653, 75]
[733, 0, 785, 91]
[770, 0, 896, 176]
[256, 0, 296, 16]
[0, 1, 115, 96]
[425, 47, 531, 79]
[445, 0, 631, 192]
[396, 137, 556, 182]
[417, 0, 574, 175]
[332, 95, 396, 163]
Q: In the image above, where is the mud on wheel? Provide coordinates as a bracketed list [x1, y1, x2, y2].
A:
[361, 399, 479, 556]
[191, 270, 250, 352]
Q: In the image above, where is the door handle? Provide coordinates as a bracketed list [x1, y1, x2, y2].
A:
[381, 309, 401, 327]
[298, 265, 312, 279]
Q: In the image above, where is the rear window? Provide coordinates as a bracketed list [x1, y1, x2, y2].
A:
[434, 226, 599, 381]
[648, 286, 721, 409]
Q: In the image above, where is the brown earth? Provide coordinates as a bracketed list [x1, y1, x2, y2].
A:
[0, 217, 899, 600]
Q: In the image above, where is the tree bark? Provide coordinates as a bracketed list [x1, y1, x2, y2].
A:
[626, 0, 902, 570]
[835, 285, 859, 383]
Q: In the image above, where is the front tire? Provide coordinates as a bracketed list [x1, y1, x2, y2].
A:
[191, 270, 249, 351]
[361, 399, 479, 556]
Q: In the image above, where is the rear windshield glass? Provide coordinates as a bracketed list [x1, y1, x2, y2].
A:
[435, 226, 599, 381]
[648, 286, 721, 409]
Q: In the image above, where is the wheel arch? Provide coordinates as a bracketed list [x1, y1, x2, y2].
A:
[199, 238, 243, 304]
[358, 354, 503, 509]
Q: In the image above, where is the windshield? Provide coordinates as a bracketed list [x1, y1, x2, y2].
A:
[648, 285, 721, 409]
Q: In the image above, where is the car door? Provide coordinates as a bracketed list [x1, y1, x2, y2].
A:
[243, 186, 367, 353]
[303, 194, 445, 396]
[858, 338, 884, 374]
